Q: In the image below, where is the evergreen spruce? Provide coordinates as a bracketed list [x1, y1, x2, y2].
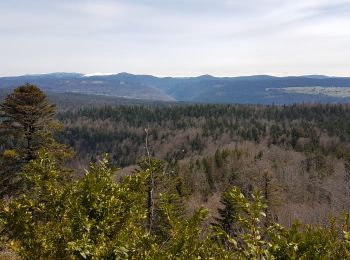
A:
[0, 84, 62, 197]
[212, 189, 236, 237]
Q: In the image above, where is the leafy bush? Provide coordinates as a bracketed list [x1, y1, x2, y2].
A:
[2, 152, 350, 259]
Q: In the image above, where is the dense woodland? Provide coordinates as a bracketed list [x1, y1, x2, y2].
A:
[56, 103, 350, 226]
[2, 85, 350, 258]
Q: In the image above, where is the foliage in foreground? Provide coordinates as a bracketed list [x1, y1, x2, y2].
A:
[1, 152, 350, 259]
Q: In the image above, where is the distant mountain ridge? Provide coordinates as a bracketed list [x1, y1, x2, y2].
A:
[1, 72, 350, 104]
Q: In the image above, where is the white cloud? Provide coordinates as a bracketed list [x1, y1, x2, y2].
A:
[1, 0, 350, 76]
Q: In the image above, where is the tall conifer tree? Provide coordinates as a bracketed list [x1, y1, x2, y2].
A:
[0, 84, 61, 197]
[212, 189, 236, 237]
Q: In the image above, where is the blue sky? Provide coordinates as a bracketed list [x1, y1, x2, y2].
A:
[1, 0, 350, 76]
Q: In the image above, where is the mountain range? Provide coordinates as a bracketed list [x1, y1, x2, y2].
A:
[1, 72, 350, 104]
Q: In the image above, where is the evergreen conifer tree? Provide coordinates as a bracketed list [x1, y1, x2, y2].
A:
[212, 189, 236, 238]
[0, 84, 65, 197]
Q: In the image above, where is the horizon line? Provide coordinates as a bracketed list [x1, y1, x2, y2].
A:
[1, 71, 349, 79]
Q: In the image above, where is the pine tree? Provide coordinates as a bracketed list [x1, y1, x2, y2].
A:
[0, 84, 63, 197]
[212, 189, 236, 240]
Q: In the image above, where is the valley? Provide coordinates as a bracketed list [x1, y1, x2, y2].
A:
[2, 72, 350, 104]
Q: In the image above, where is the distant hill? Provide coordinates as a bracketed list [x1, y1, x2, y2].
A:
[1, 72, 350, 104]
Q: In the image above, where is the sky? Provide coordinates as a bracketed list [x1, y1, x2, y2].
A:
[1, 0, 350, 77]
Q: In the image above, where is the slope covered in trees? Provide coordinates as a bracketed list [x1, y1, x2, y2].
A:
[2, 151, 350, 259]
[2, 72, 350, 104]
[55, 103, 350, 225]
[2, 85, 350, 258]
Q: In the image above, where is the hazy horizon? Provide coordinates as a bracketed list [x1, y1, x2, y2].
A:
[1, 0, 350, 77]
[1, 71, 348, 79]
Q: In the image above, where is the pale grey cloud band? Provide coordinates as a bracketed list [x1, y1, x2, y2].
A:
[1, 0, 350, 76]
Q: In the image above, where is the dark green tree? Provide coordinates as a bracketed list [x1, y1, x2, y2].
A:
[212, 189, 237, 241]
[0, 84, 65, 197]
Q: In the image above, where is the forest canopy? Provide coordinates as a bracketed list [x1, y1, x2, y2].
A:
[1, 85, 350, 259]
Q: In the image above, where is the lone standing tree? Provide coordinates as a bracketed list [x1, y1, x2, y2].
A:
[0, 84, 59, 197]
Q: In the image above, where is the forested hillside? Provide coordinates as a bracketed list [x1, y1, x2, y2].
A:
[2, 85, 350, 259]
[56, 103, 350, 226]
[2, 72, 350, 104]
